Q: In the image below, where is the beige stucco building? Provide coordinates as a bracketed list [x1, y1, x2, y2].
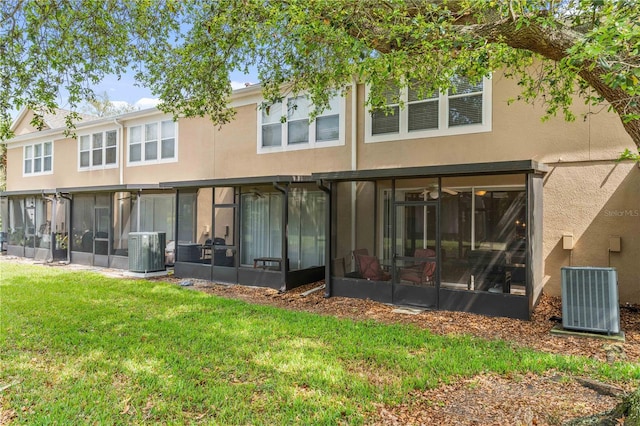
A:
[3, 73, 638, 320]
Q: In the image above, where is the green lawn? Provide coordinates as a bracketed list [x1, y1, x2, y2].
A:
[1, 262, 638, 424]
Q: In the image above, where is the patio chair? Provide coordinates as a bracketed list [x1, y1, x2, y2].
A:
[165, 240, 175, 265]
[352, 248, 369, 276]
[355, 253, 391, 281]
[213, 238, 234, 267]
[399, 248, 436, 285]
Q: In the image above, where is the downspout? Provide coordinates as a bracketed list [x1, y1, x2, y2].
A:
[351, 79, 358, 172]
[390, 179, 396, 304]
[274, 182, 288, 292]
[59, 193, 72, 263]
[174, 189, 181, 268]
[317, 180, 331, 298]
[42, 193, 56, 263]
[114, 119, 125, 252]
[351, 79, 358, 253]
[114, 118, 124, 185]
[136, 190, 141, 231]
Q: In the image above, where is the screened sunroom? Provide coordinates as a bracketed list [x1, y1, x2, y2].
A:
[36, 184, 177, 269]
[166, 176, 327, 291]
[2, 190, 66, 262]
[314, 160, 546, 319]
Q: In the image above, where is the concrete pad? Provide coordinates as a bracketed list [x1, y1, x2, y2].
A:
[550, 324, 625, 342]
[123, 270, 169, 279]
[392, 307, 426, 315]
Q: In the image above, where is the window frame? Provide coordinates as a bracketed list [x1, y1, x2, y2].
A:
[257, 93, 345, 154]
[23, 141, 53, 176]
[365, 76, 492, 144]
[78, 129, 119, 171]
[127, 119, 178, 166]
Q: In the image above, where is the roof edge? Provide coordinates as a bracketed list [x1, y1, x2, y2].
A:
[163, 175, 315, 188]
[312, 160, 548, 182]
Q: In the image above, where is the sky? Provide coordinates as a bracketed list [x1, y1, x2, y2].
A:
[10, 69, 257, 121]
[90, 70, 257, 110]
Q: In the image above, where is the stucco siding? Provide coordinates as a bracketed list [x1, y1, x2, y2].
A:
[355, 74, 634, 170]
[543, 161, 640, 303]
[4, 72, 640, 305]
[213, 101, 353, 178]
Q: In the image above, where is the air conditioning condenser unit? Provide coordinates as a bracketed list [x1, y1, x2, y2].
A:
[129, 232, 166, 273]
[561, 266, 620, 335]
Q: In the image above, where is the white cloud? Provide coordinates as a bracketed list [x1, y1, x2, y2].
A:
[110, 100, 131, 109]
[231, 80, 255, 90]
[134, 97, 161, 109]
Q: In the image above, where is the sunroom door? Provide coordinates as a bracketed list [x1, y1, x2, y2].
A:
[93, 206, 110, 267]
[393, 200, 438, 308]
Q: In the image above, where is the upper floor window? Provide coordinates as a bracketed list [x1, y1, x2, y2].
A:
[365, 76, 491, 143]
[259, 94, 344, 153]
[24, 141, 52, 175]
[128, 119, 177, 165]
[79, 130, 117, 170]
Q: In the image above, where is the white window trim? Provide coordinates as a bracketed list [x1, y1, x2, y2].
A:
[22, 141, 53, 177]
[365, 76, 492, 144]
[257, 94, 346, 154]
[77, 130, 119, 171]
[127, 119, 179, 166]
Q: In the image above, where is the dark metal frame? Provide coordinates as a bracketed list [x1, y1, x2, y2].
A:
[316, 160, 547, 320]
[2, 193, 56, 260]
[391, 192, 440, 309]
[69, 193, 112, 267]
[170, 175, 325, 291]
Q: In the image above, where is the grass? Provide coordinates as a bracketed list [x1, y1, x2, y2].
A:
[1, 262, 638, 424]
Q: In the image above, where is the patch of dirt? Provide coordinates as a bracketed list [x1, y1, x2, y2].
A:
[375, 372, 621, 426]
[5, 257, 639, 425]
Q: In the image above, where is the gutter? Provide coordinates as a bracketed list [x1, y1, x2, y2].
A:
[5, 108, 164, 145]
[351, 79, 357, 172]
[351, 79, 358, 256]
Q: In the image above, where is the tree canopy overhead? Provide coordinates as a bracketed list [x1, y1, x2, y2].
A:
[1, 0, 639, 155]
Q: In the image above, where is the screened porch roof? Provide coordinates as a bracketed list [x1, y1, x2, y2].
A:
[56, 183, 165, 194]
[162, 175, 316, 189]
[0, 188, 57, 196]
[1, 183, 165, 197]
[312, 160, 547, 182]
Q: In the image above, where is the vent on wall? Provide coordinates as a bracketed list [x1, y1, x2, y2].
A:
[561, 267, 620, 335]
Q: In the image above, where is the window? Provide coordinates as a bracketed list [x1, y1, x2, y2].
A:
[23, 141, 52, 175]
[128, 119, 177, 165]
[79, 130, 117, 170]
[145, 123, 158, 161]
[365, 76, 491, 143]
[371, 87, 401, 135]
[258, 94, 343, 153]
